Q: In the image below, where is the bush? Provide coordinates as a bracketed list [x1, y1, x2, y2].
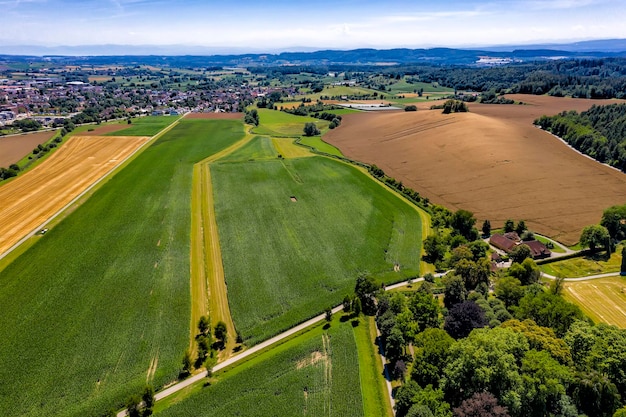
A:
[404, 105, 417, 112]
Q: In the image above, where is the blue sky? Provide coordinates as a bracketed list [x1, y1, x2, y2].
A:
[1, 0, 625, 50]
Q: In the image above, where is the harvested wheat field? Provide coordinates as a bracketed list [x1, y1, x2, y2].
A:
[563, 277, 626, 328]
[324, 95, 626, 245]
[0, 130, 56, 167]
[0, 135, 148, 255]
[185, 112, 242, 120]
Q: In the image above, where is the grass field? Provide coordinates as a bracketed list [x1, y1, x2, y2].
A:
[0, 119, 245, 416]
[105, 116, 180, 136]
[155, 318, 364, 417]
[299, 135, 343, 157]
[540, 247, 622, 277]
[211, 155, 424, 345]
[252, 109, 328, 137]
[218, 136, 277, 162]
[563, 277, 626, 327]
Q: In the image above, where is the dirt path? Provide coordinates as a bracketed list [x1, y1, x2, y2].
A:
[189, 134, 253, 359]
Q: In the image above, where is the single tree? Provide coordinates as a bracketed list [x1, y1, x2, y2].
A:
[621, 246, 626, 276]
[324, 307, 332, 322]
[214, 321, 228, 345]
[181, 350, 193, 377]
[515, 220, 527, 235]
[510, 244, 532, 264]
[580, 224, 610, 253]
[453, 391, 510, 417]
[504, 219, 515, 233]
[355, 275, 378, 314]
[198, 315, 210, 336]
[444, 300, 488, 339]
[482, 219, 491, 237]
[125, 395, 141, 417]
[142, 385, 155, 412]
[443, 274, 467, 308]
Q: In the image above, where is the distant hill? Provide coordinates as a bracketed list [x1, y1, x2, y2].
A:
[1, 39, 626, 66]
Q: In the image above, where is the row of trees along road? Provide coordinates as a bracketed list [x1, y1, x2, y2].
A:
[360, 207, 626, 417]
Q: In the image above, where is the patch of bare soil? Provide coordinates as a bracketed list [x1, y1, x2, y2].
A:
[0, 130, 56, 167]
[324, 95, 626, 245]
[81, 124, 131, 136]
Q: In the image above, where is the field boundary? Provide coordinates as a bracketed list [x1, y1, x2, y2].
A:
[0, 118, 183, 263]
[190, 133, 253, 357]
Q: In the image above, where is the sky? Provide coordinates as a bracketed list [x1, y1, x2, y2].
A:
[1, 0, 626, 52]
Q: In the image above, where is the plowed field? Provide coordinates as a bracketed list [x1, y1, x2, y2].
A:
[324, 95, 626, 245]
[0, 135, 148, 254]
[0, 130, 56, 167]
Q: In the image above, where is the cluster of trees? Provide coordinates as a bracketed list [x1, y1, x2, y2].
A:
[372, 205, 626, 416]
[0, 164, 20, 181]
[10, 118, 42, 132]
[535, 104, 626, 171]
[303, 122, 320, 137]
[243, 108, 259, 126]
[430, 100, 469, 114]
[374, 243, 626, 417]
[181, 316, 229, 378]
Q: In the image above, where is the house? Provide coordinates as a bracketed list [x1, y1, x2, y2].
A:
[489, 234, 517, 252]
[523, 240, 552, 259]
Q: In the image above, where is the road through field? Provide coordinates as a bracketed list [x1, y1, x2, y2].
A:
[0, 135, 149, 255]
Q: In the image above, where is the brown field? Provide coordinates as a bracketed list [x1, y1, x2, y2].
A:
[184, 112, 242, 120]
[0, 130, 56, 167]
[324, 95, 626, 245]
[563, 277, 626, 328]
[81, 124, 131, 135]
[0, 135, 149, 255]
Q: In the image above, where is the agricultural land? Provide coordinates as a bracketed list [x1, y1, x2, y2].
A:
[154, 316, 370, 417]
[0, 130, 56, 167]
[0, 135, 149, 255]
[563, 277, 626, 328]
[210, 121, 427, 345]
[325, 95, 626, 245]
[0, 119, 245, 416]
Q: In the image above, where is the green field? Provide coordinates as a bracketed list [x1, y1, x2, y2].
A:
[252, 108, 327, 137]
[105, 115, 180, 136]
[155, 318, 364, 417]
[298, 135, 343, 156]
[540, 246, 623, 277]
[218, 135, 277, 161]
[211, 155, 424, 344]
[0, 119, 245, 416]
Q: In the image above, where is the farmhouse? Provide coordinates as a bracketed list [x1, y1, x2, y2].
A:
[489, 233, 551, 259]
[489, 234, 516, 252]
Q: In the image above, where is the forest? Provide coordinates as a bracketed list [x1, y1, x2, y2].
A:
[535, 103, 626, 171]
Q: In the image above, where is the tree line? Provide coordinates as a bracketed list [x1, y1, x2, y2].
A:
[535, 103, 626, 171]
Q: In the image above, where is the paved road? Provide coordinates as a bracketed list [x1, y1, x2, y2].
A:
[542, 271, 622, 281]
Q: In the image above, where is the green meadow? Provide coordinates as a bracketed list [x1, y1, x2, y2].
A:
[0, 119, 244, 416]
[252, 108, 328, 137]
[211, 155, 424, 345]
